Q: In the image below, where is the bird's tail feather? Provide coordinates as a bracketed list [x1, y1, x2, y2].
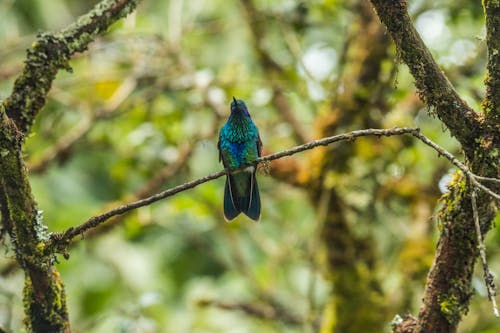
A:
[223, 172, 260, 222]
[244, 173, 260, 221]
[223, 177, 240, 221]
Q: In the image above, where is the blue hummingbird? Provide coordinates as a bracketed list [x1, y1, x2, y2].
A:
[218, 97, 262, 221]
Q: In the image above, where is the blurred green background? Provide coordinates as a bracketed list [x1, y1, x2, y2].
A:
[0, 0, 498, 332]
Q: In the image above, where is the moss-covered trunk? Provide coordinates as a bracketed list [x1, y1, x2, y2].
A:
[0, 109, 70, 332]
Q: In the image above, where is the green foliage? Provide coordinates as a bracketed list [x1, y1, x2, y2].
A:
[0, 0, 498, 332]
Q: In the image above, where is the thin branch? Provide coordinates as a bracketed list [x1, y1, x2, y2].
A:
[471, 188, 499, 317]
[74, 87, 224, 240]
[475, 176, 500, 184]
[78, 143, 196, 242]
[265, 148, 306, 187]
[410, 131, 500, 200]
[369, 0, 482, 152]
[48, 126, 499, 252]
[48, 169, 225, 251]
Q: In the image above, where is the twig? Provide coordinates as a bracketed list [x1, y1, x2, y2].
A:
[48, 127, 499, 251]
[82, 95, 223, 238]
[48, 168, 226, 251]
[474, 176, 500, 184]
[80, 142, 197, 240]
[471, 188, 499, 317]
[410, 131, 500, 200]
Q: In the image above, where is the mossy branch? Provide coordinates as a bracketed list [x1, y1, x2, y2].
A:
[0, 105, 70, 333]
[3, 0, 142, 135]
[48, 127, 499, 252]
[369, 0, 482, 154]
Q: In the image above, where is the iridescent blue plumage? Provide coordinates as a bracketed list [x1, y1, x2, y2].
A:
[218, 97, 262, 221]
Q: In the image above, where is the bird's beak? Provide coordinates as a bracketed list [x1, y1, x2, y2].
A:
[233, 96, 237, 104]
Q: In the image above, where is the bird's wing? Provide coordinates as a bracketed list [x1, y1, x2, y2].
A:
[217, 136, 223, 163]
[256, 134, 263, 157]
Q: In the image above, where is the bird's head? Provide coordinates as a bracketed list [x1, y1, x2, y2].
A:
[230, 97, 250, 117]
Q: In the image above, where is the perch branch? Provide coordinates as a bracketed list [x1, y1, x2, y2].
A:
[48, 127, 499, 252]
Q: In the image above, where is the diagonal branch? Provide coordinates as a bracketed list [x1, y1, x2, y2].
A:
[47, 127, 499, 253]
[369, 0, 482, 152]
[3, 0, 142, 135]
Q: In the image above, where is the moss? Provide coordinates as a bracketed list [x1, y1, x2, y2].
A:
[438, 291, 470, 326]
[23, 271, 69, 333]
[22, 277, 33, 331]
[2, 104, 70, 333]
[48, 270, 66, 321]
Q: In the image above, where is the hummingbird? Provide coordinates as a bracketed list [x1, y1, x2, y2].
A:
[218, 97, 262, 221]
